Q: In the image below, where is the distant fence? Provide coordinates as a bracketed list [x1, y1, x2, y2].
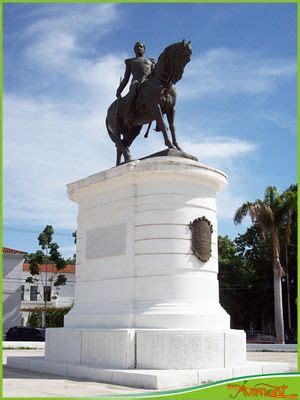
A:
[3, 341, 45, 349]
[247, 344, 297, 352]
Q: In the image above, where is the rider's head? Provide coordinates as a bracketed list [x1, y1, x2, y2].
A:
[134, 42, 145, 56]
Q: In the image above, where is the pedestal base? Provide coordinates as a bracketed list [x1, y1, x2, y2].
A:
[43, 328, 246, 369]
[8, 327, 289, 389]
[7, 356, 290, 390]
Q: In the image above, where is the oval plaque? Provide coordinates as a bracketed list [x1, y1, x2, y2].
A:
[189, 217, 213, 262]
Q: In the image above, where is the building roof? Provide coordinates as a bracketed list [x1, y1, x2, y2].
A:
[3, 247, 27, 255]
[23, 263, 75, 274]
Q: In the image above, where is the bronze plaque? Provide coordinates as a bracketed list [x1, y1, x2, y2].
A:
[189, 217, 213, 262]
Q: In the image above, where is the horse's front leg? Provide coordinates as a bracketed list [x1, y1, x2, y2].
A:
[166, 108, 182, 151]
[116, 147, 122, 166]
[148, 103, 175, 149]
[116, 142, 131, 165]
[122, 140, 132, 163]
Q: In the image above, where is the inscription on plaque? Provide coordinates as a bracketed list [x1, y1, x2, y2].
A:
[86, 223, 126, 260]
[189, 217, 213, 262]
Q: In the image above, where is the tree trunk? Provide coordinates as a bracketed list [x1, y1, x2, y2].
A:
[272, 231, 285, 344]
[41, 310, 46, 328]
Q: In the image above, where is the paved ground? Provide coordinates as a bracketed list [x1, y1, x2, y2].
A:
[247, 351, 297, 370]
[3, 350, 145, 397]
[3, 350, 298, 398]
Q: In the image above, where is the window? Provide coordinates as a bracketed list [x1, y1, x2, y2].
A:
[21, 285, 24, 301]
[30, 286, 38, 301]
[44, 286, 51, 302]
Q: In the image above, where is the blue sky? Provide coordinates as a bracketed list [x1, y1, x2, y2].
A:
[4, 3, 297, 257]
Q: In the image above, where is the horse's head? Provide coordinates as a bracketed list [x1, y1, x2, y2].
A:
[179, 39, 192, 61]
[154, 40, 192, 85]
[164, 40, 192, 62]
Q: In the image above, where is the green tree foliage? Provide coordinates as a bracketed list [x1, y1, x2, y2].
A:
[233, 185, 296, 343]
[53, 274, 67, 287]
[218, 184, 297, 341]
[24, 225, 68, 326]
[235, 226, 274, 330]
[26, 309, 41, 328]
[219, 226, 297, 336]
[218, 234, 270, 330]
[218, 235, 248, 329]
[45, 307, 72, 327]
[27, 307, 72, 328]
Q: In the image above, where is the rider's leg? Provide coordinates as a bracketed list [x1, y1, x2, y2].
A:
[124, 83, 138, 129]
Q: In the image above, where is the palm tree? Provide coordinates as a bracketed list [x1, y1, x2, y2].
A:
[281, 185, 297, 332]
[233, 185, 297, 344]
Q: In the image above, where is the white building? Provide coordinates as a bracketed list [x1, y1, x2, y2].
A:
[3, 247, 27, 334]
[21, 263, 75, 326]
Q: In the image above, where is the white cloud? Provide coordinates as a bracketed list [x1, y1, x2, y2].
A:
[182, 136, 258, 162]
[217, 188, 247, 220]
[24, 4, 122, 47]
[59, 245, 76, 258]
[4, 94, 116, 229]
[180, 47, 296, 100]
[26, 32, 76, 69]
[255, 110, 297, 135]
[4, 5, 129, 230]
[27, 4, 119, 35]
[76, 55, 125, 94]
[181, 134, 258, 222]
[19, 4, 125, 98]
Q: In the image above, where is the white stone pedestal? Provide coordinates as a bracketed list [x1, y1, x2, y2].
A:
[7, 157, 289, 389]
[64, 157, 230, 333]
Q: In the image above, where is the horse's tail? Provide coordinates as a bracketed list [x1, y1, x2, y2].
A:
[106, 101, 117, 144]
[105, 115, 115, 144]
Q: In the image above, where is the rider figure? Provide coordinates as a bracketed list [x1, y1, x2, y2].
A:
[116, 42, 155, 128]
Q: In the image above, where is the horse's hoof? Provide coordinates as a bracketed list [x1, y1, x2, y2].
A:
[124, 150, 132, 163]
[166, 144, 176, 150]
[165, 141, 173, 148]
[175, 144, 183, 152]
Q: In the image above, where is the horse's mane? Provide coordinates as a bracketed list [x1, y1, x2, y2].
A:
[154, 43, 180, 72]
[149, 42, 191, 85]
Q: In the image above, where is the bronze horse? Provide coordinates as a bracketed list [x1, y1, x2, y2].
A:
[106, 41, 192, 166]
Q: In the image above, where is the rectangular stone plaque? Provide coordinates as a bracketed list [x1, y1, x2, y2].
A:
[86, 223, 126, 260]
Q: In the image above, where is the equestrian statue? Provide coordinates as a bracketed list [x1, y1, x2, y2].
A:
[106, 40, 194, 166]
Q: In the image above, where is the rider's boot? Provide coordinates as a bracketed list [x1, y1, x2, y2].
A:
[154, 123, 161, 132]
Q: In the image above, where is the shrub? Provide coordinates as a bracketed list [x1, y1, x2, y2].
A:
[27, 307, 72, 328]
[27, 309, 42, 328]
